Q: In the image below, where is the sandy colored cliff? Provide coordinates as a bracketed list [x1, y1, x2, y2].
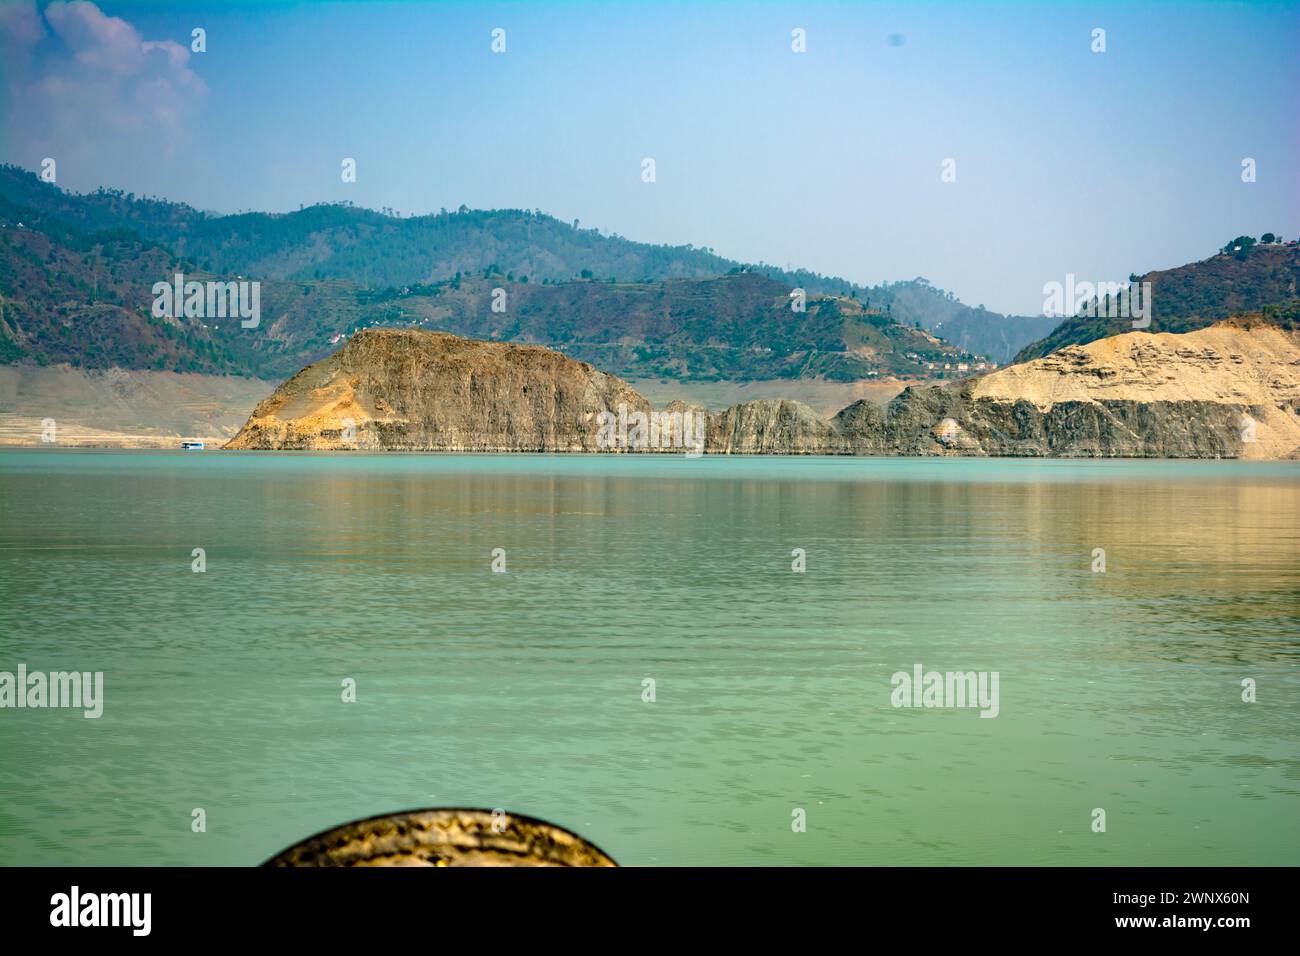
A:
[967, 319, 1300, 459]
[226, 328, 650, 451]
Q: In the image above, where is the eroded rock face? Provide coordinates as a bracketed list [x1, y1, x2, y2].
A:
[706, 319, 1298, 459]
[226, 329, 651, 451]
[228, 321, 1300, 459]
[841, 387, 1248, 458]
[707, 399, 849, 454]
[951, 319, 1300, 458]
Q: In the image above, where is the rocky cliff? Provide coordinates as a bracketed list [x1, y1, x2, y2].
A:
[228, 320, 1300, 459]
[225, 329, 650, 451]
[707, 318, 1297, 458]
[956, 318, 1300, 458]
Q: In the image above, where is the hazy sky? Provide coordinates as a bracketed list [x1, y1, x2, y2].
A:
[1, 0, 1296, 314]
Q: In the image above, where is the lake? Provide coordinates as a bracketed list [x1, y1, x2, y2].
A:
[0, 450, 1297, 865]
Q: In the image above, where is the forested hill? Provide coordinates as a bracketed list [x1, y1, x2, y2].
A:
[0, 181, 979, 381]
[1014, 239, 1300, 362]
[0, 163, 1044, 352]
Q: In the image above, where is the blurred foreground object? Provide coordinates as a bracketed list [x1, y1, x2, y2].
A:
[264, 808, 617, 867]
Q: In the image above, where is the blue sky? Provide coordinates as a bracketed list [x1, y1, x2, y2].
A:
[1, 0, 1296, 314]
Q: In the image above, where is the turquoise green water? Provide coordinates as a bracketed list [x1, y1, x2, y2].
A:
[0, 450, 1297, 866]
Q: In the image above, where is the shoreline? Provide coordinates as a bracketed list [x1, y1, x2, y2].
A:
[1, 443, 1289, 462]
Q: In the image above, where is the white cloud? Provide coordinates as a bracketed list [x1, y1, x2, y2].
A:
[0, 0, 45, 49]
[1, 1, 207, 175]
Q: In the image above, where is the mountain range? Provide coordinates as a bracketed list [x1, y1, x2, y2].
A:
[2, 163, 1297, 443]
[0, 164, 1034, 376]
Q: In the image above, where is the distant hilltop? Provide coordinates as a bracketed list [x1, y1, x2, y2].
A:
[227, 319, 1300, 459]
[1014, 241, 1300, 362]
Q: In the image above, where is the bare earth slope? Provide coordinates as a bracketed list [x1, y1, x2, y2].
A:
[966, 321, 1300, 459]
[814, 318, 1297, 459]
[0, 366, 273, 446]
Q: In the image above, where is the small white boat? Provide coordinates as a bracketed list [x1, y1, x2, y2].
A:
[180, 440, 205, 450]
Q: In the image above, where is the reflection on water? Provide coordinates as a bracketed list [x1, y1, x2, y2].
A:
[0, 451, 1297, 865]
